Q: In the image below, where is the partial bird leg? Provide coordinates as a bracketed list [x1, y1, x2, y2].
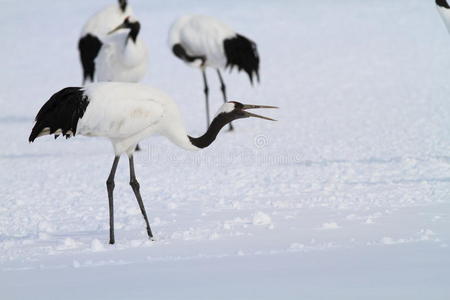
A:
[128, 155, 153, 240]
[217, 69, 234, 131]
[106, 156, 120, 245]
[202, 69, 210, 128]
[135, 144, 141, 151]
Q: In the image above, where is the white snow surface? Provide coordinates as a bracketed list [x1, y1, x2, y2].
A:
[1, 0, 450, 299]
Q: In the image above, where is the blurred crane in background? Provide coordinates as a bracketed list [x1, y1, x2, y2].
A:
[169, 15, 260, 131]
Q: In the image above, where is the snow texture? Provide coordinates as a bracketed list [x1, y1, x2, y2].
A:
[1, 0, 450, 299]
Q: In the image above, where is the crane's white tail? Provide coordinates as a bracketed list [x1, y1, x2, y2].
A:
[29, 87, 89, 142]
[223, 34, 260, 84]
[78, 34, 102, 84]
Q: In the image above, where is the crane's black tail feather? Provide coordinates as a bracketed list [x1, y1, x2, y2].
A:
[223, 34, 260, 84]
[29, 87, 88, 142]
[437, 0, 450, 9]
[78, 34, 102, 84]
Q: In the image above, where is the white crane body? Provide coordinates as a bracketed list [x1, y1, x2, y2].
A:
[96, 31, 149, 83]
[29, 82, 276, 244]
[169, 15, 235, 69]
[79, 83, 193, 154]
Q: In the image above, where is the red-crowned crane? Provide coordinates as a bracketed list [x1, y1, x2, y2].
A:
[29, 82, 277, 244]
[437, 0, 450, 32]
[169, 15, 260, 131]
[80, 5, 148, 151]
[78, 0, 133, 84]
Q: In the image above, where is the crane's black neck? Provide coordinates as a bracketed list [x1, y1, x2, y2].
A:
[127, 21, 140, 44]
[188, 113, 234, 149]
[172, 44, 206, 64]
[119, 0, 127, 12]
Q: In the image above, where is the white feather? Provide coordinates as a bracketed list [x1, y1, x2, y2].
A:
[215, 102, 236, 116]
[96, 31, 148, 82]
[169, 15, 236, 69]
[78, 82, 197, 155]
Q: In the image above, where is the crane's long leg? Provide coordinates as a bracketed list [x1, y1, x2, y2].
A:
[202, 69, 210, 128]
[217, 69, 234, 131]
[106, 156, 120, 245]
[129, 155, 153, 240]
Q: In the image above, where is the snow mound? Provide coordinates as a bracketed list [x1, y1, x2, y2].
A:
[321, 222, 340, 230]
[252, 212, 272, 226]
[90, 239, 106, 252]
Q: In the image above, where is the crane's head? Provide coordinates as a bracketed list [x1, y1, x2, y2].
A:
[215, 101, 278, 123]
[188, 101, 278, 149]
[108, 17, 141, 42]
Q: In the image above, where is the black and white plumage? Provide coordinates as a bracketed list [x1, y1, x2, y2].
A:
[29, 88, 89, 140]
[169, 15, 260, 130]
[78, 0, 133, 84]
[29, 82, 277, 244]
[437, 0, 450, 32]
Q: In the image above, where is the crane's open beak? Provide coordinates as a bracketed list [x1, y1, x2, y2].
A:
[242, 104, 278, 121]
[108, 22, 127, 35]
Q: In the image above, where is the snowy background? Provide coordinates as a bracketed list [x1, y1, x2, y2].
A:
[1, 0, 450, 299]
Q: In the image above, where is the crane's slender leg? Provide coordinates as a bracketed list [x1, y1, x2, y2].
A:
[202, 69, 210, 128]
[135, 144, 141, 151]
[106, 156, 120, 245]
[217, 69, 233, 131]
[128, 155, 153, 240]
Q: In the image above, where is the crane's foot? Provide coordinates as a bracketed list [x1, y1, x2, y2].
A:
[146, 227, 153, 240]
[135, 144, 141, 151]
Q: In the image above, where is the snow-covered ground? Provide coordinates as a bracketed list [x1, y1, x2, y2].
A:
[1, 0, 450, 299]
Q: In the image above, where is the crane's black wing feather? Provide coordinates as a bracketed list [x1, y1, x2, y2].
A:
[78, 34, 102, 84]
[223, 34, 260, 84]
[29, 87, 89, 142]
